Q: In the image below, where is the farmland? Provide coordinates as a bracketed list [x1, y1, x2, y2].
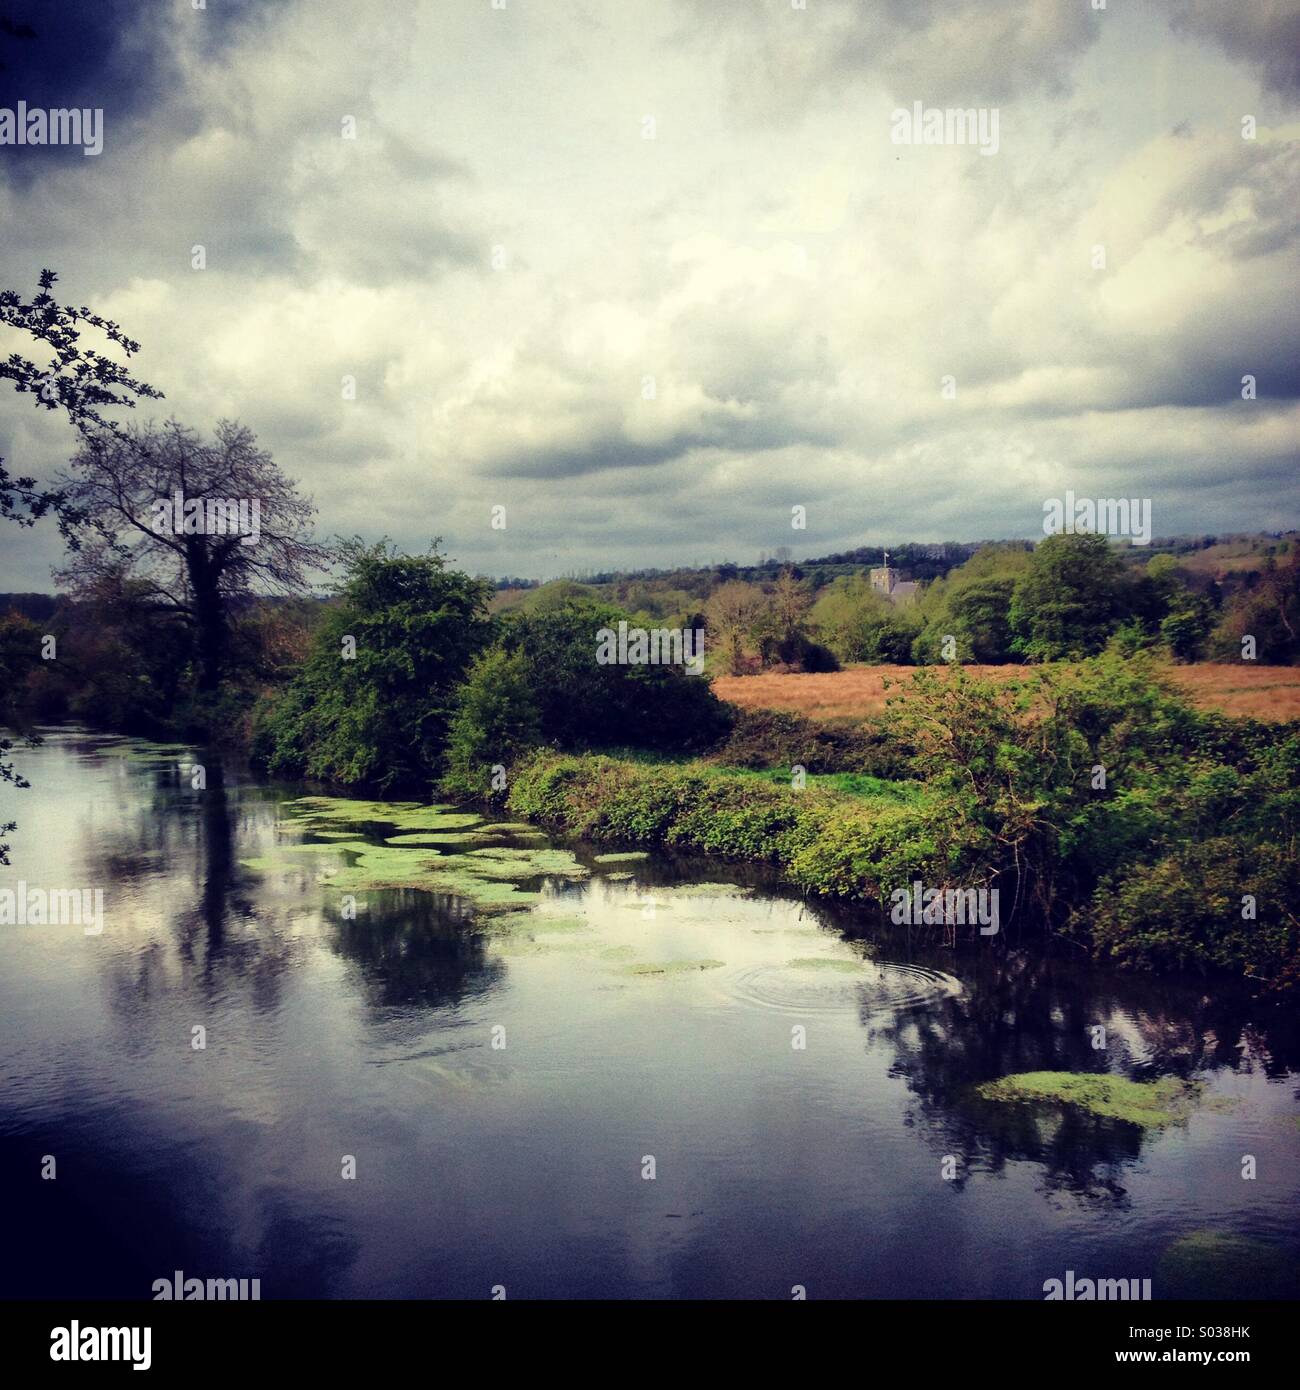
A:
[713, 662, 1300, 723]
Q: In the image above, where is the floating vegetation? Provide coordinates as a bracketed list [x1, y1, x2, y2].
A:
[478, 911, 590, 937]
[593, 851, 650, 863]
[652, 882, 751, 898]
[1157, 1232, 1298, 1299]
[622, 959, 726, 977]
[975, 1072, 1202, 1130]
[463, 847, 588, 878]
[283, 796, 482, 832]
[239, 811, 600, 906]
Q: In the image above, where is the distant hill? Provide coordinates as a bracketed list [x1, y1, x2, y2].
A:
[9, 533, 1296, 618]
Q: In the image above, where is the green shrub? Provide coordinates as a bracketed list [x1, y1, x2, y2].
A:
[1088, 838, 1299, 993]
[498, 599, 734, 752]
[712, 706, 909, 777]
[252, 540, 494, 790]
[442, 647, 541, 800]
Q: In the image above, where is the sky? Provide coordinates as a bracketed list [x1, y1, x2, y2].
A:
[0, 0, 1297, 589]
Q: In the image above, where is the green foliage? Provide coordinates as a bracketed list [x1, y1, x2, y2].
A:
[810, 575, 921, 663]
[507, 654, 1300, 992]
[0, 609, 43, 717]
[1208, 545, 1300, 663]
[253, 540, 494, 790]
[912, 544, 1030, 664]
[443, 647, 541, 800]
[507, 752, 979, 906]
[496, 599, 733, 752]
[711, 705, 908, 777]
[1088, 837, 1298, 994]
[1009, 533, 1129, 660]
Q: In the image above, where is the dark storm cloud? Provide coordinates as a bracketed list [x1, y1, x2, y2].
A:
[0, 0, 287, 179]
[1171, 0, 1300, 96]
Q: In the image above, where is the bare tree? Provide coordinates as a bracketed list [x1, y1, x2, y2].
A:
[55, 419, 330, 692]
[770, 566, 811, 640]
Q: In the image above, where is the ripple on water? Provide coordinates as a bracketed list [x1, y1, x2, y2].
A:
[718, 958, 962, 1017]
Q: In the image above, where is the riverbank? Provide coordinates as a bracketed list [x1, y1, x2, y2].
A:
[506, 751, 945, 900]
[504, 730, 1300, 998]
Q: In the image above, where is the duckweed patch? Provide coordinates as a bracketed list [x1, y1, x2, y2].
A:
[975, 1072, 1202, 1130]
[623, 959, 726, 977]
[284, 796, 482, 832]
[479, 911, 590, 937]
[240, 839, 571, 910]
[465, 847, 588, 878]
[1157, 1232, 1297, 1299]
[593, 851, 650, 863]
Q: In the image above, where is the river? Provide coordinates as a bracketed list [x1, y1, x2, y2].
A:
[1, 730, 1297, 1299]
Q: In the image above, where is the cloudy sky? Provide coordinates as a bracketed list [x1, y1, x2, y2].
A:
[1, 0, 1297, 588]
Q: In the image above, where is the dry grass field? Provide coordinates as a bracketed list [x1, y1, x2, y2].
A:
[713, 663, 1300, 723]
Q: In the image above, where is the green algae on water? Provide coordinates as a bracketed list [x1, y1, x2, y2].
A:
[463, 847, 589, 878]
[478, 911, 590, 937]
[383, 829, 547, 847]
[1157, 1232, 1298, 1299]
[975, 1071, 1202, 1130]
[593, 851, 650, 863]
[283, 796, 483, 832]
[622, 959, 725, 977]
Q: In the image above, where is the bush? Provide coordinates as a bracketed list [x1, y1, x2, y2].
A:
[499, 600, 734, 753]
[508, 752, 976, 904]
[1088, 839, 1299, 994]
[442, 647, 541, 800]
[252, 540, 494, 790]
[712, 706, 909, 777]
[505, 654, 1300, 994]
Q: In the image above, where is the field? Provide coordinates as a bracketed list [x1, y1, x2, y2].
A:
[712, 663, 1300, 723]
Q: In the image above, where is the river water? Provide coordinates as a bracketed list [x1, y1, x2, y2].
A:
[1, 730, 1297, 1299]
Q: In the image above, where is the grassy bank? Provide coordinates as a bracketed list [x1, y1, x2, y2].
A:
[507, 751, 972, 903]
[504, 670, 1300, 998]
